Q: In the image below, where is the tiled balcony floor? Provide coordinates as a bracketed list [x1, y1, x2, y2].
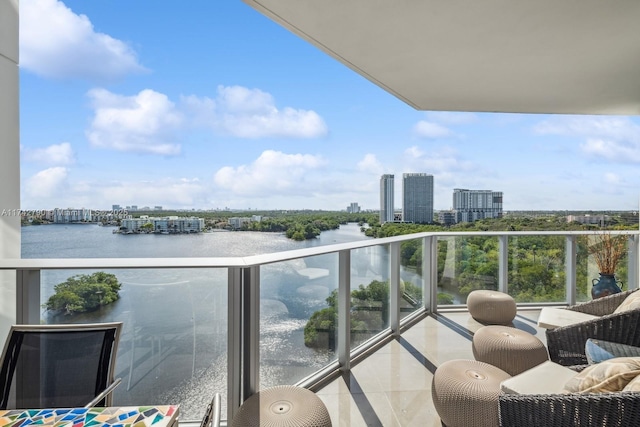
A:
[316, 309, 545, 426]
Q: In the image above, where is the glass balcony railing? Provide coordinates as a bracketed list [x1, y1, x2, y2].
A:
[1, 230, 638, 423]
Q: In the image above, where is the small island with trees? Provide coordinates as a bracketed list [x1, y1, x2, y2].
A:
[43, 272, 121, 315]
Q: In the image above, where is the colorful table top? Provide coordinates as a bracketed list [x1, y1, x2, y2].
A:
[0, 406, 179, 427]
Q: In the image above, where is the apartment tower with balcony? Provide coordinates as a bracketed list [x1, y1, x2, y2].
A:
[453, 188, 503, 223]
[379, 174, 394, 224]
[402, 173, 434, 224]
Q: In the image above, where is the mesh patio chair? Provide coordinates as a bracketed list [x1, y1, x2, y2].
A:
[546, 289, 640, 366]
[200, 393, 222, 427]
[0, 322, 122, 409]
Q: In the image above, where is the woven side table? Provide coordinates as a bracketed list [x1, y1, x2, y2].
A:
[467, 290, 517, 325]
[432, 359, 511, 427]
[231, 385, 332, 427]
[472, 325, 549, 375]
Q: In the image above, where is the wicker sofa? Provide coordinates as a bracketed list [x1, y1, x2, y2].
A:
[499, 391, 640, 426]
[546, 289, 640, 366]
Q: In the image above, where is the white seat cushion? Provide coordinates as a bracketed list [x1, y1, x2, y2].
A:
[537, 307, 599, 329]
[500, 361, 577, 395]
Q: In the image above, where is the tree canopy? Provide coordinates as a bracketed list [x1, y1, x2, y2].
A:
[43, 272, 121, 315]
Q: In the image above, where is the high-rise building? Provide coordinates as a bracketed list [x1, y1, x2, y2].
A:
[402, 173, 434, 224]
[347, 202, 361, 213]
[379, 174, 395, 224]
[452, 189, 503, 223]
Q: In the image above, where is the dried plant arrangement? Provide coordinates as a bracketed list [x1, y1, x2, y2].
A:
[586, 231, 627, 275]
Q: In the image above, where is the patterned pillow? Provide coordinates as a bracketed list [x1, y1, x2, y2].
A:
[614, 291, 640, 314]
[563, 357, 640, 393]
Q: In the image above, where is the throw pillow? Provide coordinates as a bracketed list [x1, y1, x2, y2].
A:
[623, 374, 640, 392]
[585, 339, 640, 364]
[585, 339, 616, 364]
[614, 291, 640, 314]
[563, 357, 640, 393]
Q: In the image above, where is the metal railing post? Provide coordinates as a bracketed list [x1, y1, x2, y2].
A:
[389, 242, 401, 336]
[243, 265, 260, 399]
[424, 236, 438, 313]
[628, 235, 639, 290]
[498, 236, 508, 293]
[566, 236, 577, 305]
[16, 269, 40, 325]
[227, 267, 242, 422]
[338, 250, 351, 371]
[228, 265, 261, 423]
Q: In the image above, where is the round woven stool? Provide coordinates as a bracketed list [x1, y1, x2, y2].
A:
[231, 385, 332, 427]
[472, 325, 548, 375]
[432, 359, 510, 427]
[467, 290, 516, 325]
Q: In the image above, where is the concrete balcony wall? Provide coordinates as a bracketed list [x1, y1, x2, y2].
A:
[0, 0, 20, 339]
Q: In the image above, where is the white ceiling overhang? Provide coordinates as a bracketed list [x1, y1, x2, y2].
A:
[243, 0, 640, 115]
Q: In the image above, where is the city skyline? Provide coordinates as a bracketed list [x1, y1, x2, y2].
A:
[19, 0, 640, 212]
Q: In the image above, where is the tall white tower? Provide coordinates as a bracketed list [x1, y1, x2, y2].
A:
[379, 174, 395, 224]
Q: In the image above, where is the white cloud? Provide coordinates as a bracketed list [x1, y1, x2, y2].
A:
[22, 142, 75, 165]
[100, 178, 208, 208]
[425, 112, 478, 125]
[20, 0, 146, 81]
[402, 145, 474, 175]
[413, 121, 453, 139]
[356, 154, 383, 174]
[534, 116, 640, 163]
[603, 172, 623, 185]
[24, 167, 68, 199]
[580, 139, 640, 163]
[213, 150, 327, 196]
[182, 85, 328, 139]
[86, 88, 183, 155]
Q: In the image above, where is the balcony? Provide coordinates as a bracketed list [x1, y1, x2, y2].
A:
[1, 229, 639, 425]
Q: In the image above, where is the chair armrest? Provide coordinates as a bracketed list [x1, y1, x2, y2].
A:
[546, 308, 640, 366]
[84, 377, 122, 408]
[201, 394, 222, 427]
[567, 290, 636, 316]
[499, 391, 640, 427]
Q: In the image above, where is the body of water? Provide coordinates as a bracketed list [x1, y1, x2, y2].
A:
[21, 223, 388, 418]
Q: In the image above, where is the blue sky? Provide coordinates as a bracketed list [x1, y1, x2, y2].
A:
[18, 0, 640, 212]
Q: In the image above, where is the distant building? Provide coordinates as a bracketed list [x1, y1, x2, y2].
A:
[53, 208, 92, 223]
[567, 214, 609, 226]
[347, 202, 361, 213]
[112, 204, 121, 211]
[120, 216, 204, 233]
[154, 206, 163, 211]
[452, 189, 503, 223]
[229, 217, 252, 229]
[402, 173, 434, 224]
[438, 211, 456, 226]
[380, 174, 395, 224]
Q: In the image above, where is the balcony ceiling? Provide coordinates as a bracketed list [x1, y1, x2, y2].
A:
[243, 0, 640, 115]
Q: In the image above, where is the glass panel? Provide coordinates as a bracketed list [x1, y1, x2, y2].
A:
[41, 268, 227, 421]
[437, 235, 499, 305]
[259, 254, 338, 389]
[508, 235, 566, 303]
[399, 237, 424, 319]
[350, 245, 390, 348]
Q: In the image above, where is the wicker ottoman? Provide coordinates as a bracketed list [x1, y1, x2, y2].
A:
[467, 290, 517, 325]
[231, 385, 332, 427]
[432, 359, 511, 427]
[472, 325, 549, 375]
